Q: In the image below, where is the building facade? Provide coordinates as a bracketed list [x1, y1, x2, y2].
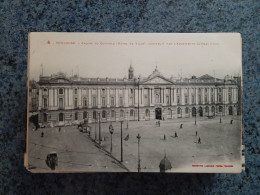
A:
[34, 66, 240, 127]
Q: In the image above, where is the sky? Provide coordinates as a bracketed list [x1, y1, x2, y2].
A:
[29, 33, 242, 81]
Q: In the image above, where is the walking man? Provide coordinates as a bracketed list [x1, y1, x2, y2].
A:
[196, 131, 197, 136]
[164, 134, 166, 140]
[175, 131, 178, 138]
[198, 137, 201, 144]
[59, 127, 61, 132]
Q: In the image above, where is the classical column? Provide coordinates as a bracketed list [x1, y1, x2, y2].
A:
[173, 88, 177, 106]
[195, 88, 198, 105]
[181, 88, 185, 105]
[188, 88, 192, 105]
[124, 87, 129, 107]
[107, 88, 110, 107]
[134, 88, 138, 106]
[38, 88, 42, 109]
[202, 88, 205, 104]
[115, 88, 119, 107]
[78, 88, 82, 107]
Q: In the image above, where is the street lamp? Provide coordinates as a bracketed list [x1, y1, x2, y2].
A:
[109, 124, 114, 153]
[98, 112, 101, 144]
[195, 109, 197, 125]
[120, 120, 124, 162]
[126, 111, 129, 129]
[220, 111, 222, 123]
[137, 133, 141, 172]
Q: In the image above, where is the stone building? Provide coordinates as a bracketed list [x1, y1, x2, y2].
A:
[35, 65, 240, 127]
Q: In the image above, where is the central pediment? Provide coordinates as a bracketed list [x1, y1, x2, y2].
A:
[142, 76, 173, 84]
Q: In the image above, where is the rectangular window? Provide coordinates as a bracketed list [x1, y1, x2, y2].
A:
[43, 98, 48, 108]
[59, 88, 64, 94]
[102, 97, 106, 107]
[218, 95, 222, 103]
[75, 112, 78, 120]
[229, 94, 232, 103]
[74, 89, 77, 95]
[166, 96, 170, 105]
[185, 96, 188, 104]
[177, 96, 180, 104]
[74, 98, 78, 107]
[205, 95, 208, 103]
[93, 97, 96, 107]
[199, 95, 202, 104]
[119, 97, 123, 106]
[59, 98, 63, 108]
[111, 97, 115, 106]
[83, 98, 88, 107]
[211, 95, 214, 103]
[130, 97, 133, 106]
[192, 95, 195, 104]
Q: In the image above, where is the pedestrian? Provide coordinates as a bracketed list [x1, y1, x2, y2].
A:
[180, 124, 183, 129]
[158, 121, 160, 127]
[41, 132, 44, 138]
[196, 131, 197, 136]
[175, 132, 178, 137]
[59, 127, 61, 132]
[164, 134, 166, 140]
[198, 137, 201, 144]
[230, 120, 233, 124]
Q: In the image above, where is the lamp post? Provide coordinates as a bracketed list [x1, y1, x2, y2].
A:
[99, 112, 101, 144]
[120, 120, 124, 162]
[126, 111, 129, 129]
[137, 133, 141, 172]
[220, 111, 222, 123]
[195, 109, 197, 125]
[109, 124, 114, 153]
[95, 115, 97, 141]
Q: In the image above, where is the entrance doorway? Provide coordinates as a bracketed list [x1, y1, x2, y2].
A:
[192, 107, 196, 117]
[229, 106, 233, 115]
[199, 107, 203, 117]
[155, 108, 162, 120]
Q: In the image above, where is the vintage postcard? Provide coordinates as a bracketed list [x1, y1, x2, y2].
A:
[25, 33, 243, 173]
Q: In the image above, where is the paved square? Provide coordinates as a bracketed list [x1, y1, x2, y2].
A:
[28, 116, 242, 172]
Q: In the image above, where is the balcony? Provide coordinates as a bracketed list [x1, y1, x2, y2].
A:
[58, 107, 64, 110]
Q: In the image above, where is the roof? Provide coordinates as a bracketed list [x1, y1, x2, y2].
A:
[198, 74, 215, 80]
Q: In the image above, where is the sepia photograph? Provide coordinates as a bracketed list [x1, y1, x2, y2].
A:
[26, 33, 243, 173]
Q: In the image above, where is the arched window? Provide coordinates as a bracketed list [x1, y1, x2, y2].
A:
[177, 107, 181, 114]
[120, 110, 124, 118]
[59, 113, 64, 121]
[75, 112, 78, 120]
[83, 111, 88, 119]
[205, 106, 209, 113]
[102, 110, 106, 118]
[211, 106, 215, 112]
[146, 109, 150, 117]
[130, 109, 134, 117]
[111, 110, 116, 118]
[93, 111, 97, 120]
[219, 106, 223, 113]
[185, 107, 189, 114]
[43, 113, 47, 122]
